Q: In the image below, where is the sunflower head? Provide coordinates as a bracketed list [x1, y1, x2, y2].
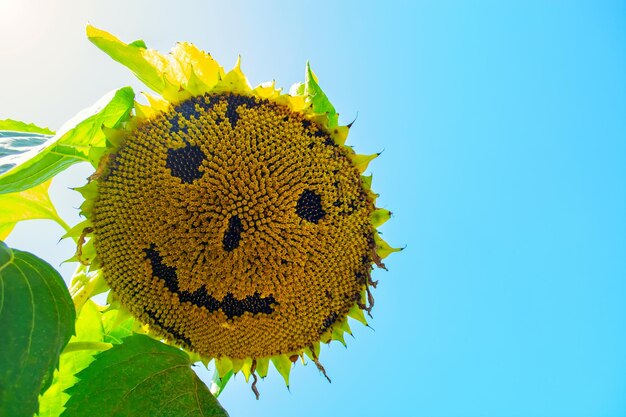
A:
[76, 26, 400, 389]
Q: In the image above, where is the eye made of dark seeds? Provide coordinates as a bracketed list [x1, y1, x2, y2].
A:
[165, 142, 206, 184]
[296, 189, 325, 223]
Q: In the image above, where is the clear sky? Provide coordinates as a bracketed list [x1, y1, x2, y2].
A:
[2, 1, 625, 416]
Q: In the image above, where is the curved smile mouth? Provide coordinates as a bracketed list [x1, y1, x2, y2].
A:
[144, 244, 277, 319]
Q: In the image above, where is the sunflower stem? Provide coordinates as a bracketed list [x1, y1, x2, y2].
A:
[54, 215, 72, 234]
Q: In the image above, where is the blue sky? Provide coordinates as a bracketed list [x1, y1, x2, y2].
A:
[2, 1, 625, 416]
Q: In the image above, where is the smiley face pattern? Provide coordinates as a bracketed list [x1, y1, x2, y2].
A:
[92, 93, 375, 359]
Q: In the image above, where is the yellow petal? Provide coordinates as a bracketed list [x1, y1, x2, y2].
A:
[330, 125, 349, 145]
[374, 233, 402, 259]
[331, 325, 347, 346]
[275, 94, 307, 112]
[214, 357, 233, 377]
[255, 358, 270, 378]
[134, 100, 155, 120]
[361, 174, 373, 190]
[142, 92, 170, 113]
[350, 153, 379, 174]
[184, 67, 211, 96]
[370, 208, 392, 227]
[253, 81, 281, 99]
[241, 358, 254, 382]
[340, 319, 352, 335]
[231, 358, 244, 374]
[348, 303, 368, 326]
[101, 126, 126, 148]
[160, 73, 192, 103]
[271, 354, 292, 386]
[171, 42, 224, 90]
[213, 56, 252, 94]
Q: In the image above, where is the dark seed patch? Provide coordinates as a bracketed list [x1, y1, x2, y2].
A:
[174, 100, 201, 119]
[223, 215, 243, 252]
[145, 244, 179, 292]
[321, 312, 339, 333]
[165, 143, 206, 183]
[296, 189, 326, 223]
[145, 245, 277, 319]
[169, 115, 188, 134]
[225, 95, 261, 128]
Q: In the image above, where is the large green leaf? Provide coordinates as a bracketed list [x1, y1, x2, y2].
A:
[0, 120, 68, 238]
[0, 119, 54, 135]
[0, 129, 52, 175]
[62, 334, 228, 417]
[0, 87, 134, 195]
[38, 300, 104, 417]
[0, 180, 68, 240]
[0, 241, 76, 417]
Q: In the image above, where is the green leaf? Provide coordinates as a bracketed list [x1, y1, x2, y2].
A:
[38, 300, 104, 417]
[102, 308, 134, 344]
[0, 117, 55, 176]
[0, 180, 68, 240]
[0, 241, 76, 417]
[304, 62, 339, 127]
[87, 25, 167, 95]
[0, 123, 67, 239]
[0, 119, 54, 135]
[0, 129, 52, 175]
[62, 334, 228, 417]
[0, 87, 134, 195]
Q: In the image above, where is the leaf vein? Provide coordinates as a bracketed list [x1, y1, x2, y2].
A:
[10, 262, 37, 392]
[111, 363, 188, 415]
[192, 372, 206, 417]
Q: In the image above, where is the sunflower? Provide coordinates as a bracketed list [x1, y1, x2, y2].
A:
[60, 26, 401, 395]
